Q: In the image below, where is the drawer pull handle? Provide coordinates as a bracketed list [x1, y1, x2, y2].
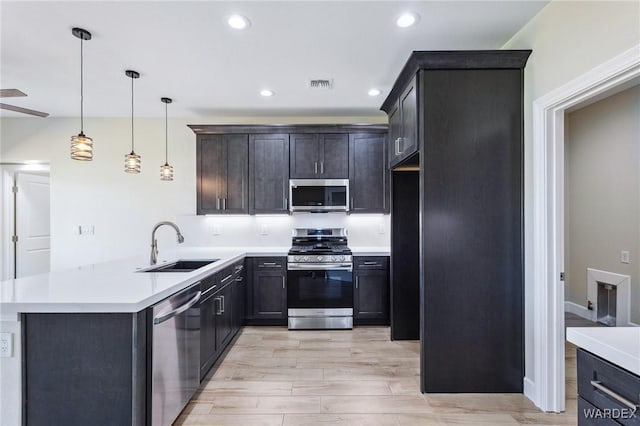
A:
[590, 380, 639, 411]
[262, 262, 281, 267]
[363, 261, 379, 265]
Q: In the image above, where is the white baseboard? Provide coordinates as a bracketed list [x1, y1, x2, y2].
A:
[564, 301, 592, 320]
[523, 377, 537, 407]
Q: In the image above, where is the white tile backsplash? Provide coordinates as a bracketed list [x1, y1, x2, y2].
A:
[176, 213, 390, 248]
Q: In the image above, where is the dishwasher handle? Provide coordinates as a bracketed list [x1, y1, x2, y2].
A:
[153, 291, 202, 325]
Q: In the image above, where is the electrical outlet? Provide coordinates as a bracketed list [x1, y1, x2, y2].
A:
[78, 225, 95, 236]
[260, 225, 269, 236]
[621, 250, 630, 264]
[212, 225, 221, 236]
[0, 332, 12, 357]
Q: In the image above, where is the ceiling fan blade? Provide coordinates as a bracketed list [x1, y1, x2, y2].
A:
[0, 89, 27, 98]
[0, 103, 49, 117]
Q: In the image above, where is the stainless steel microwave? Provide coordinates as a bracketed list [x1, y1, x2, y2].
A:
[289, 179, 349, 212]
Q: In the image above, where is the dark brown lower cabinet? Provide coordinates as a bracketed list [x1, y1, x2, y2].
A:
[354, 256, 389, 325]
[247, 257, 287, 325]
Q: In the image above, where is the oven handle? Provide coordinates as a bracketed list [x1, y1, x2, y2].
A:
[287, 263, 353, 271]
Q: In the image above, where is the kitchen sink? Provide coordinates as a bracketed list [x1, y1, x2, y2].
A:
[140, 259, 219, 273]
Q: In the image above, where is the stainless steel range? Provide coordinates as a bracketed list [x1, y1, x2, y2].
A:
[287, 228, 353, 329]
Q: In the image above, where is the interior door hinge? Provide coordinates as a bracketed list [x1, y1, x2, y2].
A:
[11, 235, 18, 243]
[12, 186, 18, 193]
[560, 272, 565, 281]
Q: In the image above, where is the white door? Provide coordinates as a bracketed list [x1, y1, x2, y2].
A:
[15, 173, 50, 278]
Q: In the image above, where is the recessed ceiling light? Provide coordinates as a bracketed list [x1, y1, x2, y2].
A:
[368, 88, 382, 97]
[260, 89, 274, 97]
[228, 14, 250, 30]
[396, 12, 419, 28]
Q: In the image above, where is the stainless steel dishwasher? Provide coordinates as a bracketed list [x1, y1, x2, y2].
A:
[151, 282, 201, 426]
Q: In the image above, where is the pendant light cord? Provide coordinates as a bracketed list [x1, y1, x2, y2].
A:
[131, 74, 135, 152]
[165, 102, 168, 163]
[80, 37, 84, 134]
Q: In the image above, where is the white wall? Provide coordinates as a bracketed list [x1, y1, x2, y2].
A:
[565, 86, 640, 323]
[502, 0, 640, 392]
[0, 115, 387, 271]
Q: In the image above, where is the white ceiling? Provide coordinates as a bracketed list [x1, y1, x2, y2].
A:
[0, 1, 547, 118]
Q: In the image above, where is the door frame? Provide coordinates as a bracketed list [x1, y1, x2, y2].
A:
[0, 163, 50, 280]
[529, 45, 639, 412]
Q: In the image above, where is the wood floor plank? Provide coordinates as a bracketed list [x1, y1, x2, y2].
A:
[185, 326, 578, 425]
[292, 380, 393, 396]
[283, 413, 399, 426]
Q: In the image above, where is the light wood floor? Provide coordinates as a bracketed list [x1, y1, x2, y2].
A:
[176, 327, 577, 425]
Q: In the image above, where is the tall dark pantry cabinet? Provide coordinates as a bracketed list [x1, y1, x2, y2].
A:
[382, 51, 531, 393]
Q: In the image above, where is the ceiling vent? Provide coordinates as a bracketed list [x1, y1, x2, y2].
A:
[309, 79, 333, 89]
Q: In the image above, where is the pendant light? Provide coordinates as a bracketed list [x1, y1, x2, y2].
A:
[124, 70, 141, 173]
[70, 27, 93, 161]
[160, 97, 174, 181]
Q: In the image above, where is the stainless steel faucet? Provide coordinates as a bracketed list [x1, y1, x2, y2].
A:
[150, 221, 185, 265]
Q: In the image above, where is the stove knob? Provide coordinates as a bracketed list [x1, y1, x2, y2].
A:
[317, 256, 323, 261]
[303, 256, 309, 262]
[294, 256, 302, 262]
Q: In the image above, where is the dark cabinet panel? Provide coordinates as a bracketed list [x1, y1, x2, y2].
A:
[290, 133, 348, 179]
[251, 257, 287, 321]
[197, 134, 248, 214]
[24, 313, 147, 426]
[388, 76, 418, 168]
[290, 134, 320, 178]
[354, 256, 389, 325]
[215, 283, 234, 350]
[349, 133, 389, 213]
[320, 134, 349, 178]
[421, 69, 523, 393]
[249, 134, 290, 214]
[232, 262, 246, 332]
[200, 287, 219, 380]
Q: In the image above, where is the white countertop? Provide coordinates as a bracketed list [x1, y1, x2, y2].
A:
[567, 327, 640, 375]
[0, 246, 389, 315]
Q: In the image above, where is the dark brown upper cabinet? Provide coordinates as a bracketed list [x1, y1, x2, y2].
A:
[249, 134, 290, 214]
[387, 75, 418, 168]
[197, 134, 248, 215]
[289, 133, 348, 179]
[349, 133, 389, 213]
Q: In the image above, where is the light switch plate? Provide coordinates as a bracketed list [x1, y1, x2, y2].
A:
[0, 332, 12, 357]
[621, 250, 630, 264]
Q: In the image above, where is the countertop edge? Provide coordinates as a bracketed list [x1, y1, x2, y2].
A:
[567, 327, 640, 376]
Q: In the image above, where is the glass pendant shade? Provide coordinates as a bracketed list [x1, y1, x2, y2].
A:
[124, 70, 141, 174]
[70, 27, 92, 161]
[70, 132, 93, 161]
[125, 151, 141, 173]
[160, 97, 174, 181]
[160, 163, 174, 181]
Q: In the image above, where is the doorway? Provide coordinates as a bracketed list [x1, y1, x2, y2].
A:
[530, 45, 639, 412]
[0, 163, 51, 280]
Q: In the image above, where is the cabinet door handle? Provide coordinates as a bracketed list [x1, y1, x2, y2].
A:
[282, 277, 285, 289]
[320, 161, 324, 174]
[215, 297, 222, 315]
[283, 197, 288, 210]
[235, 276, 244, 282]
[394, 138, 404, 156]
[590, 381, 639, 411]
[314, 162, 318, 174]
[355, 277, 359, 289]
[222, 197, 226, 210]
[220, 295, 225, 313]
[216, 197, 220, 210]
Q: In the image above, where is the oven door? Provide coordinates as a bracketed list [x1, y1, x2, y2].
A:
[287, 264, 353, 309]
